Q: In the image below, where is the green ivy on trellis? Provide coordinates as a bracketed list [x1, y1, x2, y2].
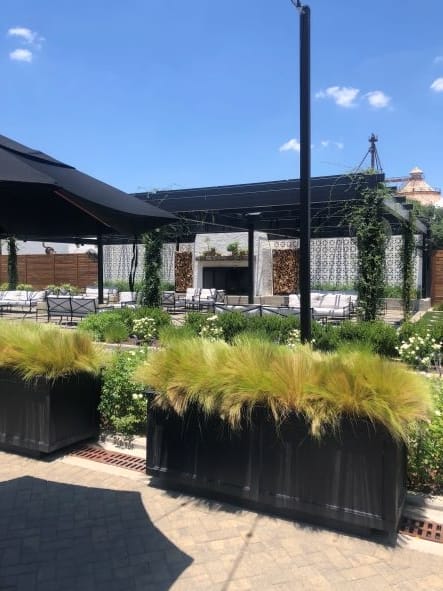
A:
[139, 230, 163, 308]
[7, 237, 18, 290]
[346, 182, 389, 321]
[402, 210, 416, 319]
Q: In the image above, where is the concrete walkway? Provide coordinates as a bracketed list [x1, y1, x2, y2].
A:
[0, 450, 442, 591]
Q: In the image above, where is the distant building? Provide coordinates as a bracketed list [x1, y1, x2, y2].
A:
[397, 167, 441, 206]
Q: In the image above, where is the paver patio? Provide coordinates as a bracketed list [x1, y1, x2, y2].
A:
[0, 450, 442, 590]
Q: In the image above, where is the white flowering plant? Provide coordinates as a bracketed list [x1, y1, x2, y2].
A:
[99, 348, 147, 437]
[199, 315, 224, 341]
[286, 328, 301, 348]
[132, 317, 157, 343]
[396, 332, 441, 370]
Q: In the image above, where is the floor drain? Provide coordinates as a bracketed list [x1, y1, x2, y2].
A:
[399, 515, 442, 544]
[68, 445, 146, 473]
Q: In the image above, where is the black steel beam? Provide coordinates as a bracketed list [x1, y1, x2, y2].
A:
[299, 3, 311, 343]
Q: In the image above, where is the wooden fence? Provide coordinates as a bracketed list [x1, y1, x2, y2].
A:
[0, 254, 98, 289]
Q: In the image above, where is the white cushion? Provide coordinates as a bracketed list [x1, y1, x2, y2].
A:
[318, 294, 339, 308]
[288, 294, 300, 308]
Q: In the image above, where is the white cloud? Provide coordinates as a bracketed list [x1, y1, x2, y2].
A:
[279, 138, 300, 152]
[365, 90, 391, 108]
[320, 139, 344, 150]
[315, 86, 360, 108]
[9, 48, 33, 62]
[431, 78, 443, 92]
[434, 56, 443, 64]
[7, 26, 44, 48]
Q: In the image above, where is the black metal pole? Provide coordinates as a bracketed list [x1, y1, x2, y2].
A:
[97, 235, 104, 305]
[299, 4, 311, 342]
[248, 223, 254, 304]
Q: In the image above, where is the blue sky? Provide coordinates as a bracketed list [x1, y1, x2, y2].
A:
[2, 0, 443, 194]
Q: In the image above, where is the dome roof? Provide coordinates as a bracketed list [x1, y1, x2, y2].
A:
[398, 166, 441, 205]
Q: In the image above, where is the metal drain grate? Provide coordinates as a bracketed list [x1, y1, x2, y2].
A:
[399, 515, 443, 543]
[69, 445, 146, 473]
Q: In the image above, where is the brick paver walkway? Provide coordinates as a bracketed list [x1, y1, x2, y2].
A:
[0, 450, 442, 591]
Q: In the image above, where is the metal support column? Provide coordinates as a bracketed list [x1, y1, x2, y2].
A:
[298, 3, 311, 342]
[248, 223, 254, 304]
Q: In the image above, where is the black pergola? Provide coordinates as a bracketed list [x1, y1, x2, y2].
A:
[138, 173, 426, 238]
[136, 172, 429, 302]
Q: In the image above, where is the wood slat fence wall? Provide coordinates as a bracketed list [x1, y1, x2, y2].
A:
[431, 250, 443, 304]
[0, 254, 98, 289]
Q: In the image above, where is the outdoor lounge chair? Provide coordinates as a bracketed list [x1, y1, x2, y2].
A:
[85, 287, 115, 304]
[161, 291, 176, 312]
[119, 292, 138, 307]
[0, 290, 45, 318]
[46, 296, 97, 323]
[185, 288, 201, 310]
[198, 288, 217, 312]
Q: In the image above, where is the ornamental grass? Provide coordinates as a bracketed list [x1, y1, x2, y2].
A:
[135, 336, 432, 441]
[0, 321, 104, 380]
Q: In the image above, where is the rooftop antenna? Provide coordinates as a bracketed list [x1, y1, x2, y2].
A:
[356, 133, 383, 172]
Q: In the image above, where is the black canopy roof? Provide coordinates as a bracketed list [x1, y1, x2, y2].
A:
[0, 134, 176, 243]
[137, 173, 427, 239]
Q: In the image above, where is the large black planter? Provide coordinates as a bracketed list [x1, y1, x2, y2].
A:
[0, 369, 101, 455]
[147, 402, 406, 539]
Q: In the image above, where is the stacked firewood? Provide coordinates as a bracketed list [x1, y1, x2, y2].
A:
[175, 251, 193, 292]
[272, 249, 299, 295]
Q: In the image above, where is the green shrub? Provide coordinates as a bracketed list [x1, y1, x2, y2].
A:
[217, 312, 250, 342]
[160, 280, 175, 291]
[337, 321, 399, 357]
[397, 332, 441, 370]
[103, 279, 144, 292]
[247, 315, 300, 344]
[399, 318, 443, 346]
[46, 283, 80, 295]
[158, 324, 196, 345]
[311, 323, 341, 352]
[79, 311, 129, 341]
[16, 283, 33, 290]
[100, 350, 147, 436]
[131, 306, 171, 329]
[199, 314, 223, 341]
[103, 320, 130, 344]
[78, 307, 171, 342]
[383, 285, 402, 298]
[133, 317, 158, 343]
[408, 378, 443, 494]
[311, 282, 355, 292]
[183, 311, 208, 335]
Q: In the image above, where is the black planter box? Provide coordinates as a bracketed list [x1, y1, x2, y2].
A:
[147, 403, 406, 539]
[0, 369, 101, 455]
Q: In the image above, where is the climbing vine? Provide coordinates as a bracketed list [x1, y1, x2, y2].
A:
[346, 182, 389, 321]
[139, 230, 163, 307]
[402, 210, 416, 319]
[7, 237, 18, 290]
